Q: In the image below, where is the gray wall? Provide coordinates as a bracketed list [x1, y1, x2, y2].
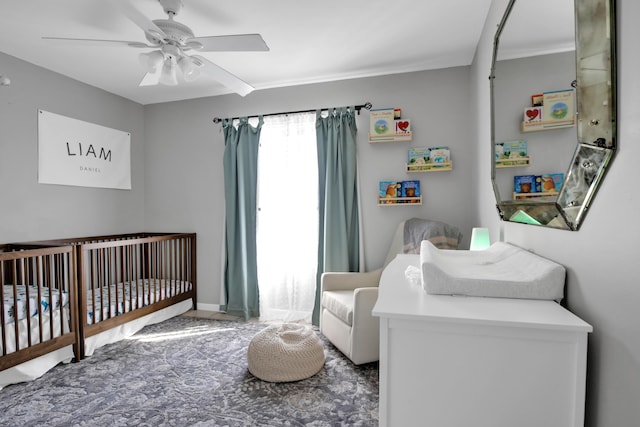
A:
[144, 68, 476, 307]
[473, 0, 640, 425]
[0, 52, 146, 242]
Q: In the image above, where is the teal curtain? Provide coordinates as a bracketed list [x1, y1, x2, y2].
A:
[312, 107, 360, 325]
[222, 117, 263, 319]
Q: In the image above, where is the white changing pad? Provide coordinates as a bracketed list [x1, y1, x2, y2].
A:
[420, 241, 565, 300]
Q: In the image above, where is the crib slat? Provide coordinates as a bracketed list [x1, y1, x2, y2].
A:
[11, 260, 21, 352]
[55, 253, 64, 339]
[35, 256, 44, 344]
[91, 251, 97, 325]
[162, 240, 167, 297]
[1, 261, 6, 355]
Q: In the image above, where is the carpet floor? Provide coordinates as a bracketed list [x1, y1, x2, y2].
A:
[0, 316, 379, 426]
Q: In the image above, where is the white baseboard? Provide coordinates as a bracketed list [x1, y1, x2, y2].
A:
[194, 302, 221, 312]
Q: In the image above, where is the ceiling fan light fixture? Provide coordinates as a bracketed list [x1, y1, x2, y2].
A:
[159, 59, 178, 86]
[139, 50, 164, 73]
[45, 0, 266, 96]
[178, 55, 201, 82]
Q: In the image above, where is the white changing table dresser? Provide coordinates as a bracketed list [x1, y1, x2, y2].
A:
[372, 254, 592, 427]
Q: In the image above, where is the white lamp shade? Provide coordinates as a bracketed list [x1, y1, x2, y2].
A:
[178, 56, 201, 82]
[139, 51, 164, 73]
[159, 60, 178, 86]
[470, 227, 491, 250]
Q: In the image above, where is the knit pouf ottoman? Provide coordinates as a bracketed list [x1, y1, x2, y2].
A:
[247, 323, 325, 382]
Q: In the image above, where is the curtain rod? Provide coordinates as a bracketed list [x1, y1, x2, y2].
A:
[212, 102, 373, 124]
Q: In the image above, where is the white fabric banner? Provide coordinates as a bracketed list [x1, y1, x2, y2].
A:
[38, 110, 131, 190]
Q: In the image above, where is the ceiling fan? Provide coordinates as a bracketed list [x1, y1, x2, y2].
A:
[43, 0, 269, 96]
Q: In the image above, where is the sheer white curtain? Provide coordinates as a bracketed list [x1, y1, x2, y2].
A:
[256, 112, 318, 323]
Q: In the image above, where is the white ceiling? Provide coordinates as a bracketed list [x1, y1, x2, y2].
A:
[0, 0, 495, 105]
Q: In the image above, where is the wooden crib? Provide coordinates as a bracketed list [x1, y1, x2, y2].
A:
[20, 232, 197, 359]
[0, 244, 79, 378]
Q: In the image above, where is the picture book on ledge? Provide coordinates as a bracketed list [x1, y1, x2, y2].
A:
[521, 89, 576, 132]
[369, 107, 412, 142]
[379, 181, 400, 204]
[379, 180, 421, 204]
[514, 175, 536, 194]
[542, 89, 574, 127]
[496, 140, 528, 166]
[370, 108, 395, 136]
[407, 146, 450, 171]
[514, 173, 564, 199]
[401, 180, 421, 201]
[395, 119, 411, 134]
[536, 173, 564, 193]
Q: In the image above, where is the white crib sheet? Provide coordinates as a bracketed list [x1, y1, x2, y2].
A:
[0, 307, 71, 354]
[2, 284, 69, 324]
[86, 279, 192, 325]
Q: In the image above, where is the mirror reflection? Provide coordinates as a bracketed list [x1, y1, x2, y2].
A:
[490, 0, 616, 230]
[557, 143, 613, 227]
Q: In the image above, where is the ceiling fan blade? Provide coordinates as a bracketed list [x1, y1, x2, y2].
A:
[114, 0, 167, 41]
[139, 69, 162, 86]
[192, 55, 254, 96]
[42, 37, 152, 48]
[190, 34, 269, 52]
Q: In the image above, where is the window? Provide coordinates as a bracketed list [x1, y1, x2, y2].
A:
[256, 113, 318, 323]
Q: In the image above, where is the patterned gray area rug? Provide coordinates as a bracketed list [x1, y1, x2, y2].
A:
[0, 316, 378, 426]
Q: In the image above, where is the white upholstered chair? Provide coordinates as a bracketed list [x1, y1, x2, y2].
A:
[319, 218, 462, 365]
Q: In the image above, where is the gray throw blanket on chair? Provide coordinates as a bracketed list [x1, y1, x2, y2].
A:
[403, 218, 462, 253]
